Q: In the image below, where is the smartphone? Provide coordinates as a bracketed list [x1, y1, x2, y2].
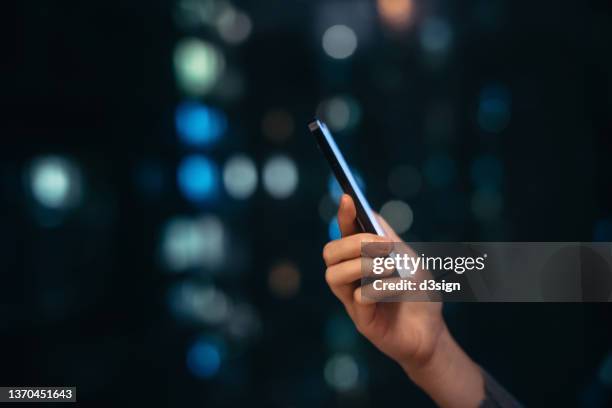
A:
[309, 119, 385, 236]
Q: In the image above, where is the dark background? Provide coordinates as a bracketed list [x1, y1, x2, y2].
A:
[1, 0, 612, 406]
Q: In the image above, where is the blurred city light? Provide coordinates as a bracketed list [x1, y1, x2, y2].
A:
[380, 200, 413, 234]
[187, 338, 222, 379]
[599, 351, 612, 387]
[324, 353, 360, 392]
[177, 155, 220, 203]
[225, 302, 262, 342]
[174, 38, 225, 95]
[318, 194, 336, 223]
[419, 17, 453, 54]
[261, 109, 294, 143]
[317, 95, 361, 132]
[477, 83, 511, 133]
[262, 155, 298, 199]
[423, 153, 456, 188]
[216, 7, 252, 45]
[388, 164, 422, 198]
[268, 260, 301, 298]
[28, 156, 82, 210]
[471, 188, 503, 221]
[471, 155, 503, 189]
[322, 25, 358, 60]
[174, 0, 219, 29]
[176, 101, 227, 147]
[161, 215, 225, 271]
[325, 311, 359, 352]
[594, 219, 612, 242]
[328, 216, 341, 240]
[169, 281, 231, 324]
[377, 0, 414, 31]
[223, 154, 258, 199]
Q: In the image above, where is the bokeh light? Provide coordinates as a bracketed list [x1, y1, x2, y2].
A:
[216, 7, 252, 45]
[174, 0, 219, 29]
[593, 219, 612, 242]
[28, 156, 82, 210]
[328, 216, 341, 240]
[177, 155, 219, 203]
[377, 0, 414, 31]
[176, 101, 227, 147]
[380, 200, 413, 234]
[388, 164, 422, 198]
[477, 83, 511, 133]
[423, 153, 456, 188]
[262, 155, 298, 199]
[169, 281, 231, 324]
[174, 38, 225, 95]
[419, 17, 453, 54]
[225, 302, 262, 342]
[223, 154, 258, 199]
[471, 188, 503, 221]
[318, 194, 336, 223]
[268, 260, 301, 298]
[322, 25, 358, 60]
[317, 95, 361, 132]
[325, 311, 359, 352]
[471, 155, 503, 189]
[187, 338, 222, 379]
[599, 351, 612, 387]
[261, 109, 294, 143]
[161, 215, 225, 271]
[324, 353, 359, 392]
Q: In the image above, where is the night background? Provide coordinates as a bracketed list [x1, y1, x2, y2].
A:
[1, 0, 612, 406]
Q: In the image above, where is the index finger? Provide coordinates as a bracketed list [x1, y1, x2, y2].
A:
[323, 233, 393, 266]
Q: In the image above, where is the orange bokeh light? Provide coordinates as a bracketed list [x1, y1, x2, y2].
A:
[377, 0, 414, 30]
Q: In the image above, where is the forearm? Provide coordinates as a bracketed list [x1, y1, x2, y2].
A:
[401, 325, 485, 408]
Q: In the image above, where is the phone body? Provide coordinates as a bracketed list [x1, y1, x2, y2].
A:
[309, 119, 385, 236]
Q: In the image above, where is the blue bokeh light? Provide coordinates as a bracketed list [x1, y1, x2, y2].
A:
[187, 339, 221, 379]
[477, 83, 511, 133]
[176, 101, 227, 147]
[328, 216, 341, 240]
[471, 155, 503, 189]
[423, 153, 456, 188]
[177, 155, 219, 203]
[593, 219, 612, 242]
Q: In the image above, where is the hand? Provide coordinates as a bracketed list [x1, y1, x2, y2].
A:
[323, 195, 484, 408]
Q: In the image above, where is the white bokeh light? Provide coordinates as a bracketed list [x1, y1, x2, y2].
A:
[322, 25, 358, 59]
[223, 154, 258, 199]
[29, 156, 82, 209]
[262, 155, 298, 199]
[174, 38, 225, 95]
[216, 8, 252, 45]
[161, 215, 225, 271]
[324, 353, 359, 392]
[380, 200, 413, 234]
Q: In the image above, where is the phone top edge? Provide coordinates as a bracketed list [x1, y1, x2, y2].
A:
[308, 119, 386, 237]
[308, 119, 321, 132]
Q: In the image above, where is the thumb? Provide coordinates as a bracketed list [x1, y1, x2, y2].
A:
[338, 194, 360, 237]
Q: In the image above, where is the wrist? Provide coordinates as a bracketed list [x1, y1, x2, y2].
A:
[400, 325, 484, 408]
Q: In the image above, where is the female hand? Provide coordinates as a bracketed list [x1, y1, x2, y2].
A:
[323, 194, 484, 408]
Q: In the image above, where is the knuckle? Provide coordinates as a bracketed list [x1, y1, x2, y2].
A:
[322, 243, 333, 265]
[324, 267, 334, 286]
